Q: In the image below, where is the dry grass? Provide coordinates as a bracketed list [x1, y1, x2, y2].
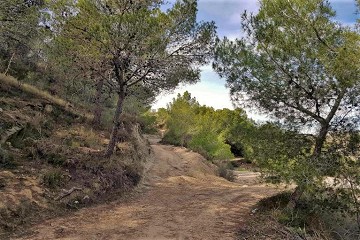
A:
[0, 73, 93, 121]
[55, 125, 105, 149]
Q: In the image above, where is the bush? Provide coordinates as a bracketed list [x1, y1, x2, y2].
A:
[66, 126, 102, 148]
[217, 161, 235, 182]
[257, 192, 360, 240]
[42, 169, 64, 188]
[189, 132, 234, 160]
[0, 146, 17, 169]
[139, 112, 158, 134]
[158, 92, 255, 161]
[8, 123, 42, 149]
[45, 153, 66, 166]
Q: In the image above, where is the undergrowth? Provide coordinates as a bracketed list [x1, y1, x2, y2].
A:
[246, 192, 360, 240]
[216, 160, 235, 182]
[0, 85, 150, 236]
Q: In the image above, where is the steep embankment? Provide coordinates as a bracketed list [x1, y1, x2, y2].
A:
[0, 77, 150, 237]
[15, 136, 279, 240]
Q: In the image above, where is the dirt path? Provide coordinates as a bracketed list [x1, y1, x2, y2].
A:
[14, 138, 279, 240]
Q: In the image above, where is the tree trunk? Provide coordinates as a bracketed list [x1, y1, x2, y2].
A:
[92, 79, 104, 128]
[313, 124, 329, 157]
[104, 87, 126, 158]
[287, 123, 329, 210]
[286, 186, 305, 210]
[4, 52, 15, 75]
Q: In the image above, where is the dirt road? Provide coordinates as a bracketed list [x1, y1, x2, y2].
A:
[15, 138, 278, 240]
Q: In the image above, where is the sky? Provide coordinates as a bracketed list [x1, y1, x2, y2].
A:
[152, 0, 359, 119]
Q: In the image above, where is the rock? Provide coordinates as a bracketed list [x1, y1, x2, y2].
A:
[0, 171, 16, 178]
[0, 179, 5, 189]
[82, 195, 91, 204]
[20, 189, 33, 199]
[0, 126, 23, 145]
[44, 105, 53, 113]
[0, 108, 3, 112]
[31, 186, 43, 194]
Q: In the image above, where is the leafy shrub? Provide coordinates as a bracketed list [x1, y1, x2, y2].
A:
[139, 111, 157, 134]
[159, 92, 255, 160]
[42, 169, 64, 188]
[217, 161, 235, 182]
[189, 131, 233, 160]
[8, 124, 42, 149]
[45, 153, 66, 166]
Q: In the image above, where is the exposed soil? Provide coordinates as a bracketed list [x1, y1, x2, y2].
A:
[13, 136, 280, 240]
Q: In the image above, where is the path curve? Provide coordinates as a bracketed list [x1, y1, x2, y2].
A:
[14, 138, 278, 240]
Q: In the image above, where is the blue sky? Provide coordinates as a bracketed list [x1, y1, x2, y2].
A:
[153, 0, 359, 118]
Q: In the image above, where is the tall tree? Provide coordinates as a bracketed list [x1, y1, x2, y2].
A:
[163, 91, 199, 146]
[48, 36, 111, 127]
[213, 0, 360, 208]
[0, 0, 45, 75]
[51, 0, 216, 157]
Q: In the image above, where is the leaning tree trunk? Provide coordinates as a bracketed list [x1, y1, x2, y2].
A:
[92, 78, 104, 128]
[287, 123, 330, 210]
[104, 87, 126, 158]
[4, 52, 15, 75]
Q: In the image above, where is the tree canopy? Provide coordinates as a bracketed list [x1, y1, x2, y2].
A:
[50, 0, 217, 156]
[214, 0, 360, 208]
[0, 0, 46, 75]
[160, 91, 255, 161]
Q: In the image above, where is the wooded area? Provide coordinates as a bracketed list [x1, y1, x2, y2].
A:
[1, 0, 360, 239]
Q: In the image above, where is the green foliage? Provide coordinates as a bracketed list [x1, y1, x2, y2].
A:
[160, 91, 255, 160]
[313, 132, 360, 226]
[0, 0, 43, 45]
[44, 153, 66, 167]
[189, 132, 233, 160]
[42, 168, 64, 188]
[0, 0, 49, 78]
[139, 111, 158, 134]
[214, 0, 360, 129]
[244, 123, 314, 184]
[162, 91, 198, 146]
[47, 0, 217, 155]
[0, 146, 17, 169]
[213, 0, 360, 217]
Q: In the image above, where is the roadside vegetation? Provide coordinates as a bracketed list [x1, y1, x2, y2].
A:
[0, 0, 215, 235]
[1, 0, 360, 239]
[213, 0, 360, 238]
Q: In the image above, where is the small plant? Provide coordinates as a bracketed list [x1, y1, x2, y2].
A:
[217, 162, 235, 182]
[42, 169, 64, 188]
[9, 123, 42, 149]
[65, 195, 84, 209]
[45, 153, 66, 166]
[0, 146, 17, 169]
[64, 126, 102, 149]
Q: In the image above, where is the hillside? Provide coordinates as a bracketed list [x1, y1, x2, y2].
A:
[13, 136, 283, 240]
[0, 80, 151, 237]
